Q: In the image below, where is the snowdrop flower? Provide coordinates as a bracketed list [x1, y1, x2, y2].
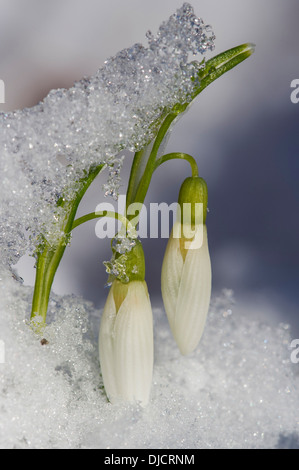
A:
[99, 241, 153, 406]
[161, 176, 211, 355]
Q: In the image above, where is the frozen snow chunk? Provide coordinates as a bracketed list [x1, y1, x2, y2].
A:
[0, 280, 298, 449]
[0, 3, 215, 269]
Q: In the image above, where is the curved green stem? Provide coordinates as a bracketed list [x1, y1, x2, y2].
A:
[132, 112, 177, 207]
[72, 210, 136, 237]
[31, 164, 105, 326]
[154, 152, 199, 177]
[126, 149, 146, 211]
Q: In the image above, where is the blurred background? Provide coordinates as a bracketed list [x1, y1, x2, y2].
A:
[1, 0, 298, 335]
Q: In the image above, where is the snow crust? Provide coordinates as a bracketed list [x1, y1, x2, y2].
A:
[0, 3, 214, 266]
[0, 270, 298, 449]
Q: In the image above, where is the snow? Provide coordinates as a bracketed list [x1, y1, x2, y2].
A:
[0, 270, 298, 449]
[0, 3, 215, 266]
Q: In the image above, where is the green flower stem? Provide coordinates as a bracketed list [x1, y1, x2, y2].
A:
[154, 152, 199, 177]
[72, 210, 136, 237]
[126, 148, 146, 211]
[30, 164, 104, 326]
[129, 112, 178, 210]
[31, 239, 68, 327]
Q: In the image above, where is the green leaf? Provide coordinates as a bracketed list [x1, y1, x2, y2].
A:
[193, 43, 255, 98]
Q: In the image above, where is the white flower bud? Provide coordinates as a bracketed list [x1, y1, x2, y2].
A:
[161, 222, 211, 355]
[99, 279, 154, 407]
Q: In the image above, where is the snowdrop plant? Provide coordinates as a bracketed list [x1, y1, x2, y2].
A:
[0, 4, 254, 405]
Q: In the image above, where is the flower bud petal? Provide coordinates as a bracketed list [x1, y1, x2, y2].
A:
[99, 280, 153, 406]
[160, 226, 183, 335]
[161, 222, 211, 355]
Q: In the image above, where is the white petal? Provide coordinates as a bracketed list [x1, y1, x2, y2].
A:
[114, 281, 153, 406]
[98, 285, 118, 402]
[175, 225, 212, 355]
[99, 281, 154, 407]
[161, 222, 184, 335]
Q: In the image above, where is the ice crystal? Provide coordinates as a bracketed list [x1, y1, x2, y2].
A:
[0, 3, 215, 269]
[102, 154, 125, 201]
[112, 236, 137, 255]
[103, 259, 129, 285]
[104, 235, 137, 284]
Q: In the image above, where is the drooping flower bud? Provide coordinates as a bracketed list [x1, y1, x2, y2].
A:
[99, 241, 153, 406]
[178, 176, 208, 225]
[161, 176, 211, 355]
